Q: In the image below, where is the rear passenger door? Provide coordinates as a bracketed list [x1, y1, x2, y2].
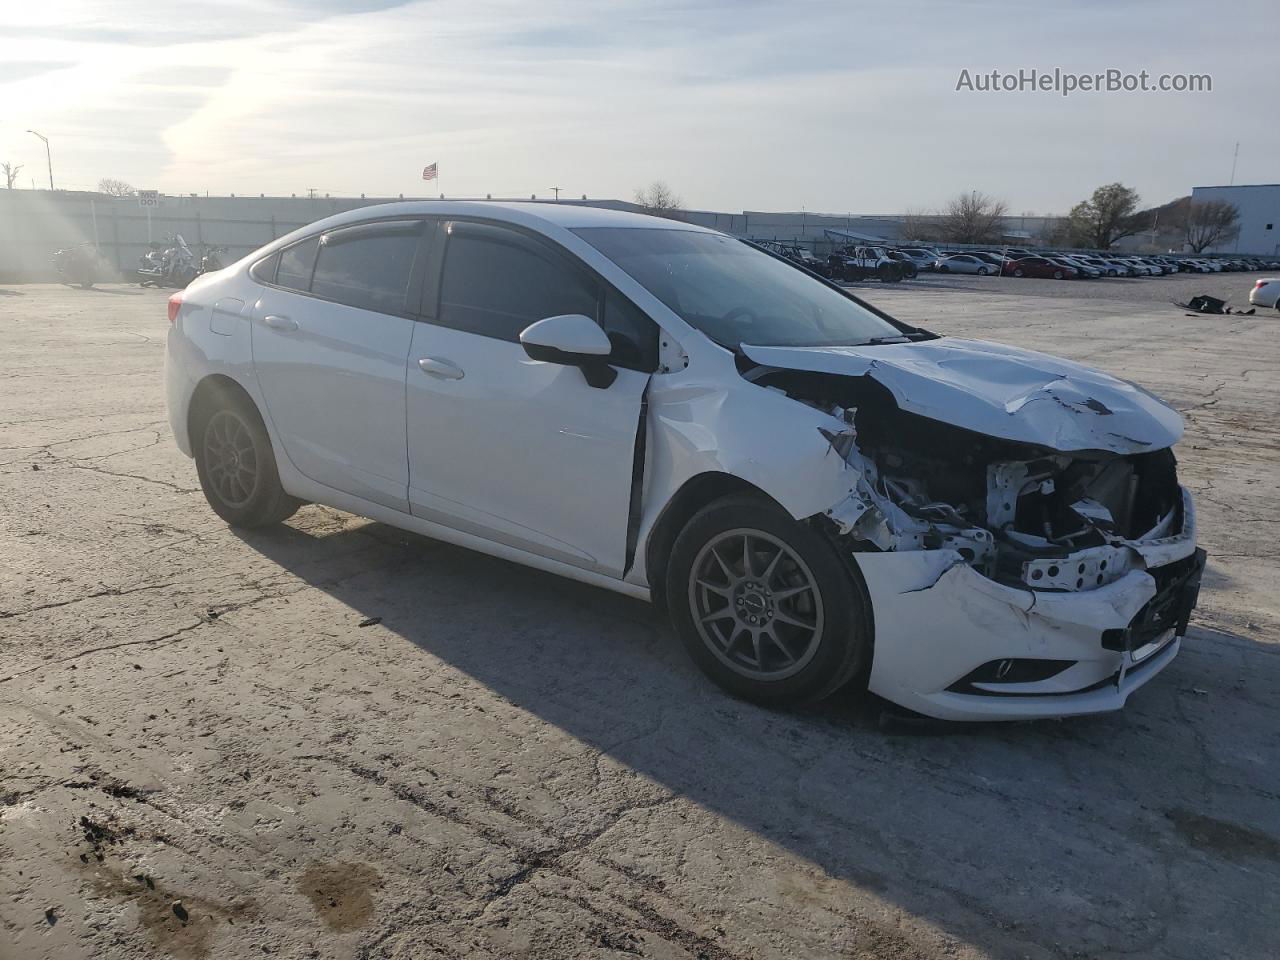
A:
[250, 219, 431, 512]
[404, 220, 654, 576]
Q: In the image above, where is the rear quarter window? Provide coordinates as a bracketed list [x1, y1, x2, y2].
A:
[250, 251, 279, 284]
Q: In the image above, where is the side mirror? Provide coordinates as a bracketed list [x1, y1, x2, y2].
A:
[519, 314, 617, 388]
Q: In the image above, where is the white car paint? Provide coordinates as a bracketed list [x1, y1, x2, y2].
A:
[740, 338, 1183, 454]
[933, 255, 993, 275]
[166, 200, 1202, 722]
[1249, 278, 1280, 309]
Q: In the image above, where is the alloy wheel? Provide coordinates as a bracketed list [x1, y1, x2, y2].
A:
[203, 410, 259, 508]
[688, 529, 825, 681]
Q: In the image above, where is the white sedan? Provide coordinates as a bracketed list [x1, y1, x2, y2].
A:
[1250, 277, 1280, 310]
[166, 201, 1204, 721]
[933, 254, 994, 275]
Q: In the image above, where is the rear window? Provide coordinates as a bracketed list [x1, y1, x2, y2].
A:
[250, 251, 279, 284]
[277, 236, 319, 292]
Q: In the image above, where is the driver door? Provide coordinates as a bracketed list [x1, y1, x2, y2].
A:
[405, 221, 654, 576]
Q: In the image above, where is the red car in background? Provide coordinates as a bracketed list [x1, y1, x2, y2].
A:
[1002, 256, 1077, 280]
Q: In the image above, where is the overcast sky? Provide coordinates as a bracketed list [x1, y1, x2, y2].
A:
[2, 0, 1275, 215]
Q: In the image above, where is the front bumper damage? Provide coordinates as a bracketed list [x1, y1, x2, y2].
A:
[853, 497, 1203, 721]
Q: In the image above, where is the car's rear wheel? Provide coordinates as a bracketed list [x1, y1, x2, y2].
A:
[666, 496, 871, 705]
[1053, 270, 1065, 280]
[194, 398, 300, 528]
[1013, 268, 1024, 277]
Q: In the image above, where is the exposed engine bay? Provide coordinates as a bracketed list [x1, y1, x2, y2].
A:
[745, 367, 1186, 592]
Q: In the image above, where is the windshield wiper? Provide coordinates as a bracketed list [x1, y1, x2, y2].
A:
[859, 335, 912, 345]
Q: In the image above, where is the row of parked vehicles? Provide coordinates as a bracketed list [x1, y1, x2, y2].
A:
[751, 241, 921, 283]
[752, 240, 1278, 285]
[928, 248, 1280, 281]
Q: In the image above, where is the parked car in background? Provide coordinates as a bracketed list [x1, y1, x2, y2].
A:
[970, 252, 1008, 270]
[1052, 256, 1099, 278]
[1078, 257, 1122, 277]
[1119, 258, 1158, 277]
[883, 249, 919, 279]
[894, 247, 939, 272]
[1003, 256, 1077, 280]
[749, 241, 832, 278]
[934, 253, 994, 275]
[1250, 277, 1280, 310]
[828, 245, 909, 283]
[165, 199, 1203, 721]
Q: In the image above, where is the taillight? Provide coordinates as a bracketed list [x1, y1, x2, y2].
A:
[1257, 279, 1267, 288]
[168, 291, 184, 325]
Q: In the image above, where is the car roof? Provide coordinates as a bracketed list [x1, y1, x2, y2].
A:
[284, 200, 718, 235]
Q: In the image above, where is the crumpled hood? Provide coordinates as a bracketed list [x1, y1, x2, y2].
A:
[741, 337, 1183, 454]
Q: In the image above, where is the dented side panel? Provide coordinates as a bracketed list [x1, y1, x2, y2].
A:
[626, 362, 859, 587]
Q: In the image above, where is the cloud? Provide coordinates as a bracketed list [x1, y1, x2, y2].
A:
[2, 0, 1276, 210]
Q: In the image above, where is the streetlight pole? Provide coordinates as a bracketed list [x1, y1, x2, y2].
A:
[550, 186, 561, 201]
[26, 130, 53, 190]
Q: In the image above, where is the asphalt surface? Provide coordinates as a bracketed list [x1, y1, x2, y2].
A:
[1, 275, 1278, 960]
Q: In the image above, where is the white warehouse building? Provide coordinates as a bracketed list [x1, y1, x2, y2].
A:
[1190, 183, 1280, 256]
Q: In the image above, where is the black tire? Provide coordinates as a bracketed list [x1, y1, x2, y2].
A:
[977, 266, 990, 275]
[1013, 268, 1024, 277]
[666, 495, 872, 706]
[1053, 270, 1065, 280]
[938, 264, 950, 273]
[194, 394, 300, 528]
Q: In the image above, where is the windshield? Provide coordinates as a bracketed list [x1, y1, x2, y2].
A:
[573, 227, 903, 348]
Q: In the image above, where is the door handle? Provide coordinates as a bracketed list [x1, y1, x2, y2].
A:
[263, 314, 298, 331]
[417, 357, 465, 380]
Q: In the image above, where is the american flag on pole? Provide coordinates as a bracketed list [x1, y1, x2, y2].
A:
[422, 163, 438, 181]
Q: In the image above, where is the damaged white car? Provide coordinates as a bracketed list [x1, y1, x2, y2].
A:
[165, 202, 1204, 721]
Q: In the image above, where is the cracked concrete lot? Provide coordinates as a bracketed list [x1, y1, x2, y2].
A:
[2, 276, 1278, 960]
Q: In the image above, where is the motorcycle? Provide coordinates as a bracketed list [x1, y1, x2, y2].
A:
[137, 234, 198, 287]
[196, 244, 227, 278]
[52, 243, 98, 289]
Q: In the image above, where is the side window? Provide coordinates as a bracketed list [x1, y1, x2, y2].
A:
[601, 289, 658, 372]
[277, 236, 319, 292]
[311, 221, 423, 315]
[437, 224, 598, 342]
[250, 251, 279, 284]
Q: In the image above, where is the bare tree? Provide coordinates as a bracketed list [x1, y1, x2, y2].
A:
[2, 161, 21, 189]
[98, 178, 137, 197]
[1178, 199, 1241, 253]
[634, 181, 683, 219]
[1065, 183, 1142, 249]
[900, 207, 945, 243]
[938, 191, 1008, 244]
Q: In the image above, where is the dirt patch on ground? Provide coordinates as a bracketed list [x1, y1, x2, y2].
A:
[73, 812, 256, 960]
[297, 861, 382, 932]
[1166, 808, 1280, 862]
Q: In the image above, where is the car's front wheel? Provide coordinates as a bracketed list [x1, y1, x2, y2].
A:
[666, 496, 871, 705]
[194, 397, 300, 528]
[978, 266, 990, 275]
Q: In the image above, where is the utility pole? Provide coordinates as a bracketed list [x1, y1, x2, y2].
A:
[26, 129, 53, 190]
[550, 187, 561, 201]
[307, 188, 318, 199]
[1229, 142, 1239, 185]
